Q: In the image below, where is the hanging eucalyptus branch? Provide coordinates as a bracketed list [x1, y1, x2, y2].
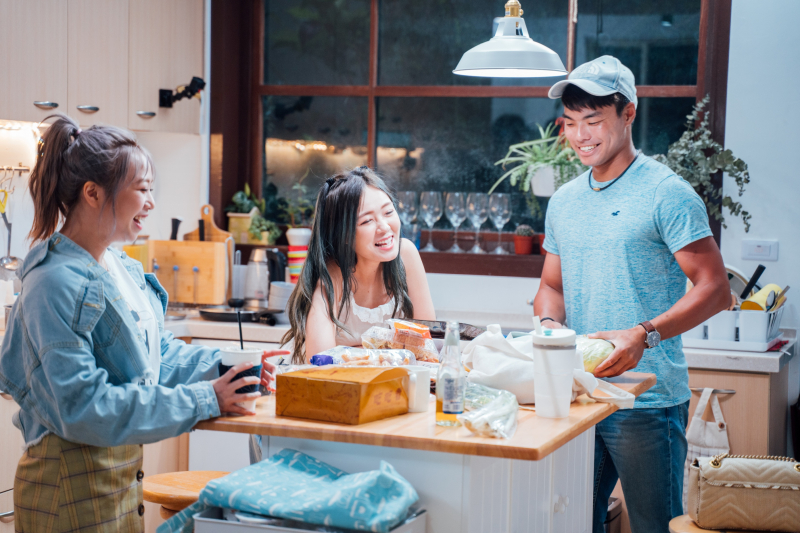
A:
[653, 95, 752, 232]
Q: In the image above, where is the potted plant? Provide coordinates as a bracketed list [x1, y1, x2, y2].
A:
[653, 95, 752, 231]
[280, 172, 316, 246]
[491, 122, 587, 218]
[513, 224, 536, 255]
[225, 183, 282, 245]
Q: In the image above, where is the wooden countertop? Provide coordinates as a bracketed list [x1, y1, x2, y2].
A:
[195, 372, 655, 461]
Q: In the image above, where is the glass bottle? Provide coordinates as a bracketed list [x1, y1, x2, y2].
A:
[436, 321, 466, 426]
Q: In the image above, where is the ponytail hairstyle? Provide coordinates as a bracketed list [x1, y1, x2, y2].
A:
[281, 166, 414, 363]
[28, 113, 154, 242]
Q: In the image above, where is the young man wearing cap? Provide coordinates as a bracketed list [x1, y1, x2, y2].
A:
[533, 56, 730, 532]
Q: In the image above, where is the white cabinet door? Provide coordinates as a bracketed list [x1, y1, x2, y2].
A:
[0, 394, 25, 492]
[0, 0, 68, 123]
[128, 0, 204, 133]
[0, 489, 13, 532]
[67, 0, 129, 127]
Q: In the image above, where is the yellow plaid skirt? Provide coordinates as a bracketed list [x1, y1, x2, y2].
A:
[14, 433, 144, 533]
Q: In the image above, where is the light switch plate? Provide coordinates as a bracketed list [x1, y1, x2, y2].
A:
[741, 240, 779, 261]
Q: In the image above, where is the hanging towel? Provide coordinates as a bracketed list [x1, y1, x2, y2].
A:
[683, 388, 730, 512]
[157, 448, 419, 533]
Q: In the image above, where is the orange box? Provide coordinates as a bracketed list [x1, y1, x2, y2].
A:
[275, 367, 409, 425]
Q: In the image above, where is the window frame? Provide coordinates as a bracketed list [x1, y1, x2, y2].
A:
[211, 0, 731, 276]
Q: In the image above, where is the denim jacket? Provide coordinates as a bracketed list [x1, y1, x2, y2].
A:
[0, 233, 222, 448]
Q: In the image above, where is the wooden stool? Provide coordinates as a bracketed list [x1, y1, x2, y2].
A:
[669, 514, 768, 533]
[143, 471, 229, 519]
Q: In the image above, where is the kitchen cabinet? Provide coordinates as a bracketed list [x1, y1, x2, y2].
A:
[143, 434, 189, 532]
[67, 0, 129, 127]
[128, 0, 204, 134]
[0, 393, 24, 493]
[0, 0, 68, 123]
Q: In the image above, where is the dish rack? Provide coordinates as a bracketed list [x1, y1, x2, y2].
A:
[681, 306, 784, 352]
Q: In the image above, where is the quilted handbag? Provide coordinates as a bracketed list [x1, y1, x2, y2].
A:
[687, 452, 800, 532]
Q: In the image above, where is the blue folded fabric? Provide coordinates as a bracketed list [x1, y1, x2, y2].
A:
[310, 354, 335, 366]
[157, 448, 419, 533]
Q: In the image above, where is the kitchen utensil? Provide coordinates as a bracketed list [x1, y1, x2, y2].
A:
[407, 319, 486, 340]
[198, 219, 205, 241]
[740, 264, 766, 299]
[489, 193, 511, 255]
[771, 285, 790, 310]
[265, 249, 287, 283]
[170, 217, 183, 240]
[419, 191, 443, 252]
[192, 266, 199, 304]
[0, 212, 20, 272]
[466, 192, 488, 254]
[198, 305, 284, 322]
[445, 192, 467, 253]
[741, 283, 783, 311]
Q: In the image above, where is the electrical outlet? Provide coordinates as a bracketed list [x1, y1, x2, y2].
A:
[741, 240, 779, 261]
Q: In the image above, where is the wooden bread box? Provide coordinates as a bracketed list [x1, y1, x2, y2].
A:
[276, 367, 410, 425]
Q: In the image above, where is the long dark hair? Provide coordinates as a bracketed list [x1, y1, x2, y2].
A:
[281, 166, 414, 363]
[28, 113, 154, 242]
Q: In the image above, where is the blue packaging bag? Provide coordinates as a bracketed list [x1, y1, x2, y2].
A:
[158, 448, 419, 533]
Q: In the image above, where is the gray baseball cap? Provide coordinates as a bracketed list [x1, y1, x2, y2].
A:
[548, 55, 638, 109]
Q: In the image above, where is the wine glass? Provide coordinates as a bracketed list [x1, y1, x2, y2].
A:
[466, 192, 489, 254]
[445, 192, 467, 253]
[419, 191, 443, 252]
[396, 191, 418, 226]
[489, 193, 511, 255]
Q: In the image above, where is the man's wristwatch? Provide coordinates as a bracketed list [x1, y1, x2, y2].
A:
[638, 321, 661, 349]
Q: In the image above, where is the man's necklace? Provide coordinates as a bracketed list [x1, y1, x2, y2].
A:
[589, 151, 640, 192]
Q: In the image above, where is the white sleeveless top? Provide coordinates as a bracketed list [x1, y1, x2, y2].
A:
[335, 296, 400, 346]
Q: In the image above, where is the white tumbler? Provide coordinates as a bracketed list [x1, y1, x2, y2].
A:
[532, 328, 576, 419]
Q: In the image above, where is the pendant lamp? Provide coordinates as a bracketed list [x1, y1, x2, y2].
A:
[453, 0, 567, 78]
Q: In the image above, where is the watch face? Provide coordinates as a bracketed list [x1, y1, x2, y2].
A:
[647, 331, 661, 348]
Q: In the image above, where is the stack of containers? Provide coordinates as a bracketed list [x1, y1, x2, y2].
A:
[268, 281, 295, 324]
[286, 228, 312, 284]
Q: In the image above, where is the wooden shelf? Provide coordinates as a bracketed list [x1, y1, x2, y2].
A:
[420, 251, 544, 278]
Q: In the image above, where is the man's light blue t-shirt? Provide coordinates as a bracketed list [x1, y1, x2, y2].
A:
[543, 154, 712, 408]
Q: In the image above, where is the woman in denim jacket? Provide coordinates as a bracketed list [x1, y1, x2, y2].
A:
[0, 114, 285, 532]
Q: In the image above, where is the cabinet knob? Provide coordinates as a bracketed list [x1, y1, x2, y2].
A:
[33, 101, 58, 109]
[136, 111, 156, 118]
[77, 105, 99, 113]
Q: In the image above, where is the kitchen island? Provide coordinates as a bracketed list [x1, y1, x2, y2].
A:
[195, 372, 655, 533]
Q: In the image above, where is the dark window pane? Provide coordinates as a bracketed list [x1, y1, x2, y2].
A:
[375, 97, 565, 232]
[264, 0, 370, 85]
[633, 97, 696, 155]
[262, 96, 368, 209]
[575, 0, 700, 85]
[378, 0, 568, 86]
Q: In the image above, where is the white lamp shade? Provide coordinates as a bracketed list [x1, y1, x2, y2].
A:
[453, 17, 566, 78]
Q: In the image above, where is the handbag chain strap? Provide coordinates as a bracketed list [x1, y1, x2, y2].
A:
[710, 452, 800, 472]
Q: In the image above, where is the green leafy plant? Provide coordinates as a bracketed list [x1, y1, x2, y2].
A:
[225, 183, 265, 215]
[653, 95, 751, 232]
[225, 183, 282, 243]
[515, 224, 535, 237]
[249, 214, 281, 243]
[490, 122, 587, 217]
[280, 170, 315, 227]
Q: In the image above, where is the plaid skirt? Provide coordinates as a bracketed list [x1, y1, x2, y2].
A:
[14, 433, 144, 533]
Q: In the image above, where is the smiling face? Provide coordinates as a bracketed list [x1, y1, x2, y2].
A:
[562, 101, 636, 170]
[353, 185, 401, 264]
[105, 159, 155, 243]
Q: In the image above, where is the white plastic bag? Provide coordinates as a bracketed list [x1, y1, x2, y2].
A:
[462, 324, 634, 408]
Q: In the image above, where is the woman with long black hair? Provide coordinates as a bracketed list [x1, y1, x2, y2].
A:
[282, 166, 435, 363]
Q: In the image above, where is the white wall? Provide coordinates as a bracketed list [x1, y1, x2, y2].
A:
[722, 1, 800, 329]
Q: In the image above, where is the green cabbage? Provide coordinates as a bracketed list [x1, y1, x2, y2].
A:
[577, 336, 615, 373]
